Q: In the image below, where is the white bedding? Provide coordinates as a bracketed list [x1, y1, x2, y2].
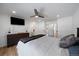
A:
[17, 35, 69, 56]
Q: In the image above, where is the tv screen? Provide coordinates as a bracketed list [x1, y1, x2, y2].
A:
[11, 17, 25, 25]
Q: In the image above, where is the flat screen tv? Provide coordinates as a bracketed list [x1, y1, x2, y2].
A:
[11, 17, 25, 25]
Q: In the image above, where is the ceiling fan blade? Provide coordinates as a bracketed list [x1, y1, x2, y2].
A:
[30, 8, 46, 18]
[30, 15, 35, 17]
[39, 15, 44, 18]
[34, 9, 38, 15]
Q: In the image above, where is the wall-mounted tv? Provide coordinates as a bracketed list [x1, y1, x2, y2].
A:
[10, 17, 25, 25]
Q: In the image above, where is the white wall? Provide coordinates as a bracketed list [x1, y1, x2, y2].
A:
[0, 14, 27, 47]
[57, 16, 73, 38]
[57, 8, 79, 37]
[0, 14, 9, 47]
[72, 8, 79, 37]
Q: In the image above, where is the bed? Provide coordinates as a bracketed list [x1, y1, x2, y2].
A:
[16, 35, 69, 56]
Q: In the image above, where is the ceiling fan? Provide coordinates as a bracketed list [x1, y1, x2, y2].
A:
[30, 9, 45, 18]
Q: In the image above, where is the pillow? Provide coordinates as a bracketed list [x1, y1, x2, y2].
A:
[73, 37, 79, 46]
[60, 34, 75, 41]
[59, 34, 76, 48]
[75, 37, 79, 41]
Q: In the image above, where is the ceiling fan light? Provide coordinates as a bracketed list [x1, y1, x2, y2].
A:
[35, 15, 38, 18]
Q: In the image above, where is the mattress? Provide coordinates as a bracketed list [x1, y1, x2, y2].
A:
[17, 35, 69, 56]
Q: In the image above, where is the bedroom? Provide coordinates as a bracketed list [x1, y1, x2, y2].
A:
[0, 3, 79, 56]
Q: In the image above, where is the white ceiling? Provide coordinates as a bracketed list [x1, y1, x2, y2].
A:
[0, 3, 79, 20]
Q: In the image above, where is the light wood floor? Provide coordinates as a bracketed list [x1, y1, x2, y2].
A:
[0, 46, 17, 56]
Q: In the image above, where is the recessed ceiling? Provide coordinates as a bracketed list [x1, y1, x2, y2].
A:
[0, 3, 79, 20]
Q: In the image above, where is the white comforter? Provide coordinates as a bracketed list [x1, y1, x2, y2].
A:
[17, 35, 69, 56]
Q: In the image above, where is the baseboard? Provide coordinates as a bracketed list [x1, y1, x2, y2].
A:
[0, 45, 7, 48]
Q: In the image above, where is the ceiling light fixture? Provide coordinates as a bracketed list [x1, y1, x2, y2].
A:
[56, 14, 60, 18]
[12, 11, 16, 14]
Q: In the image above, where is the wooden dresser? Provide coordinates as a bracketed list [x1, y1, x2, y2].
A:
[7, 33, 29, 47]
